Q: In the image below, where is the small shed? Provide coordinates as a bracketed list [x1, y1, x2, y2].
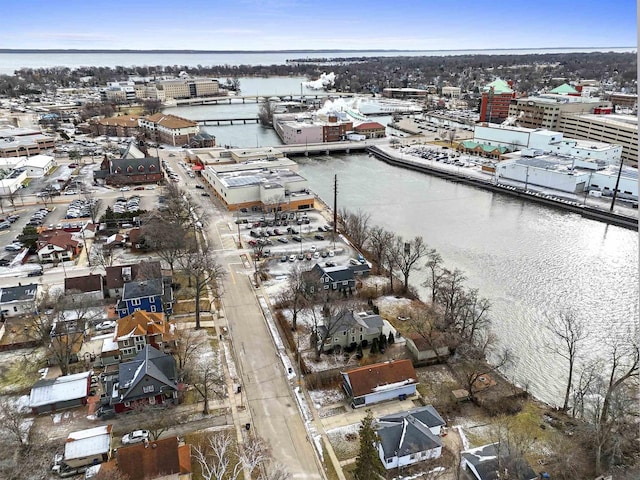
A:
[342, 359, 418, 408]
[29, 371, 91, 414]
[63, 425, 113, 469]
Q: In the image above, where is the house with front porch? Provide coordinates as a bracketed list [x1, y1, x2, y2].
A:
[37, 231, 82, 262]
[105, 345, 179, 414]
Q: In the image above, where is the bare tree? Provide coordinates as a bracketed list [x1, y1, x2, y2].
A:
[31, 288, 103, 375]
[406, 303, 449, 364]
[90, 242, 122, 269]
[185, 357, 226, 415]
[173, 326, 208, 377]
[365, 225, 394, 274]
[307, 297, 358, 361]
[447, 127, 458, 146]
[339, 208, 371, 251]
[277, 264, 308, 331]
[423, 249, 445, 303]
[433, 267, 468, 331]
[130, 403, 180, 441]
[83, 191, 103, 224]
[0, 396, 29, 447]
[142, 98, 163, 115]
[460, 348, 514, 403]
[545, 309, 587, 411]
[179, 247, 226, 329]
[141, 212, 189, 275]
[391, 235, 429, 293]
[258, 101, 276, 127]
[193, 431, 285, 480]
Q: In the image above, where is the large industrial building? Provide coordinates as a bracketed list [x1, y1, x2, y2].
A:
[273, 113, 353, 145]
[201, 157, 314, 212]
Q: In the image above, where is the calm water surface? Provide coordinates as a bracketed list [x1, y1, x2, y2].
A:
[297, 154, 638, 406]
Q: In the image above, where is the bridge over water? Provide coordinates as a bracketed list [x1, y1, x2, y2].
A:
[173, 91, 367, 106]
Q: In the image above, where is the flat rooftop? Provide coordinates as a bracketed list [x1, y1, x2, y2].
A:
[216, 167, 306, 189]
[572, 113, 638, 128]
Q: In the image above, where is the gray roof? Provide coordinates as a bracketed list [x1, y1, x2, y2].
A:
[309, 263, 355, 284]
[109, 156, 161, 175]
[0, 283, 38, 303]
[29, 371, 91, 408]
[122, 278, 163, 300]
[379, 405, 446, 429]
[117, 345, 177, 402]
[322, 310, 384, 337]
[376, 412, 442, 459]
[461, 443, 537, 480]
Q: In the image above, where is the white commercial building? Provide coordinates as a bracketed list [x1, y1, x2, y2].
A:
[201, 158, 314, 212]
[474, 124, 622, 164]
[19, 154, 56, 177]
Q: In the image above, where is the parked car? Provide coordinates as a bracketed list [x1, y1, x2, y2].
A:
[277, 237, 289, 244]
[95, 320, 117, 331]
[280, 255, 288, 262]
[195, 185, 204, 189]
[292, 236, 302, 242]
[314, 234, 324, 241]
[201, 192, 210, 197]
[288, 255, 295, 262]
[119, 186, 130, 192]
[121, 430, 150, 445]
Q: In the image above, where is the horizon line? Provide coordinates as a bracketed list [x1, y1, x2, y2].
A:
[0, 47, 635, 54]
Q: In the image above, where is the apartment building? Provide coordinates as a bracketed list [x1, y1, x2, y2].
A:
[92, 115, 141, 137]
[557, 113, 638, 166]
[158, 78, 220, 100]
[100, 82, 137, 104]
[138, 113, 199, 146]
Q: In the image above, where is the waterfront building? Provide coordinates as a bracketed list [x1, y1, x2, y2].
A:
[273, 113, 353, 145]
[507, 94, 611, 130]
[201, 158, 314, 212]
[157, 77, 220, 100]
[556, 112, 638, 166]
[138, 113, 199, 146]
[0, 127, 55, 158]
[353, 121, 386, 139]
[100, 81, 137, 104]
[473, 124, 622, 164]
[134, 84, 166, 101]
[479, 79, 516, 123]
[607, 92, 637, 109]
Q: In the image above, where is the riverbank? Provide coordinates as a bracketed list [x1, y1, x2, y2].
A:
[367, 145, 638, 231]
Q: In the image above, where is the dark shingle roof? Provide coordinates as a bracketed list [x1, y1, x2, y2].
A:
[461, 443, 538, 480]
[105, 261, 161, 290]
[64, 274, 103, 294]
[121, 277, 163, 300]
[118, 345, 177, 401]
[377, 414, 442, 458]
[0, 283, 38, 303]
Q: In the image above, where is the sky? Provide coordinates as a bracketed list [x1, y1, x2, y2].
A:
[1, 0, 636, 51]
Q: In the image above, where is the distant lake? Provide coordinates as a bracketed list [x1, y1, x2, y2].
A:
[0, 47, 635, 75]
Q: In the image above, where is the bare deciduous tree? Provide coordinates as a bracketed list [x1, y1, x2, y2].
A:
[365, 225, 394, 274]
[460, 348, 514, 403]
[423, 249, 445, 303]
[173, 326, 208, 377]
[277, 264, 308, 331]
[192, 431, 286, 480]
[258, 101, 276, 127]
[545, 309, 587, 411]
[141, 212, 189, 275]
[0, 397, 29, 447]
[391, 235, 429, 293]
[179, 247, 226, 329]
[339, 208, 371, 251]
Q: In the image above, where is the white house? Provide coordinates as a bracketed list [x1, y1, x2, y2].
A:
[376, 405, 446, 470]
[0, 283, 38, 318]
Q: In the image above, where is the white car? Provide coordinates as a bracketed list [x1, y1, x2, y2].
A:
[95, 320, 116, 331]
[121, 430, 150, 445]
[120, 186, 131, 192]
[145, 185, 156, 190]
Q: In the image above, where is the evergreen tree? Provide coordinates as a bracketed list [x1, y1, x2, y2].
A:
[354, 410, 385, 480]
[388, 332, 395, 345]
[356, 344, 364, 360]
[379, 332, 388, 349]
[370, 337, 379, 354]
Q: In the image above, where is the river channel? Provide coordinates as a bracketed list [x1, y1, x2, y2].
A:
[167, 78, 638, 407]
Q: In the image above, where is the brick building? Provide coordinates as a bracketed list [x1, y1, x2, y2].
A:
[479, 79, 516, 123]
[139, 113, 199, 146]
[92, 116, 140, 137]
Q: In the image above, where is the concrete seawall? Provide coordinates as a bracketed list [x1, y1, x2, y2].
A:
[367, 146, 638, 231]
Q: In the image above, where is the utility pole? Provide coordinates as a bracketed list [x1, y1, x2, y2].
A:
[333, 174, 338, 250]
[609, 160, 625, 212]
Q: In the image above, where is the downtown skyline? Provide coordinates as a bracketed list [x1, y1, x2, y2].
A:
[2, 0, 636, 51]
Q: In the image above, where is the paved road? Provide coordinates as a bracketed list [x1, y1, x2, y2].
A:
[163, 151, 323, 479]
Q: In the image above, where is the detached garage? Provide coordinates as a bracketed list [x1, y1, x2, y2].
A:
[29, 371, 92, 414]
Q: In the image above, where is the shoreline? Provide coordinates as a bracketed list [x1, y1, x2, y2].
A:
[367, 145, 638, 231]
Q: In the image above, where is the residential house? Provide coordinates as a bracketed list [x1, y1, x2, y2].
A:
[342, 359, 418, 408]
[376, 406, 446, 470]
[116, 277, 174, 318]
[303, 264, 356, 295]
[37, 230, 82, 262]
[104, 310, 175, 364]
[28, 371, 92, 414]
[0, 283, 38, 318]
[112, 436, 192, 480]
[58, 425, 113, 470]
[64, 274, 105, 302]
[461, 443, 537, 480]
[105, 261, 161, 298]
[106, 345, 179, 414]
[318, 310, 384, 351]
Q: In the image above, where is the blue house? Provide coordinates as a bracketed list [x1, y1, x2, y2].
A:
[116, 278, 173, 318]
